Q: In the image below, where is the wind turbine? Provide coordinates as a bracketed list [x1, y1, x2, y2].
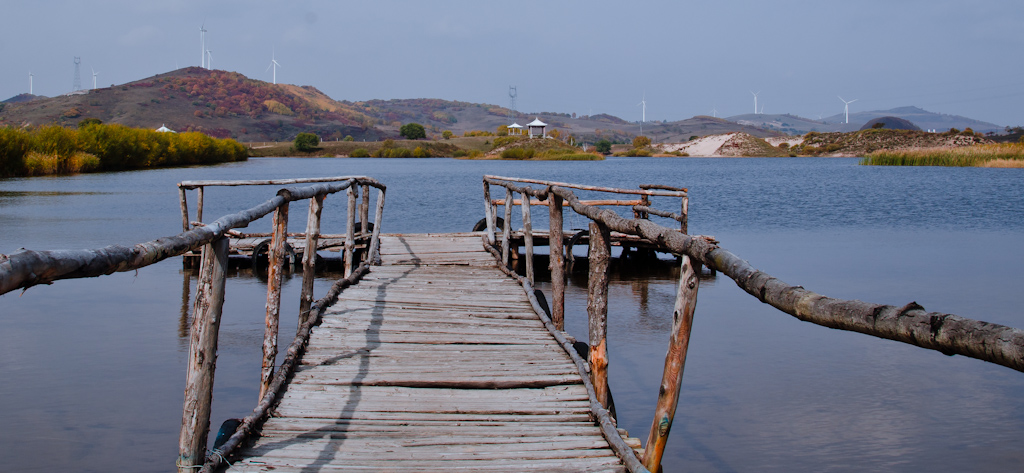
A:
[266, 48, 282, 84]
[838, 96, 858, 124]
[29, 71, 33, 95]
[91, 67, 98, 89]
[206, 49, 213, 70]
[710, 106, 718, 118]
[751, 91, 760, 114]
[199, 22, 207, 68]
[637, 92, 647, 136]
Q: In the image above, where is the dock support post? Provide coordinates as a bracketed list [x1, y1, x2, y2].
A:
[501, 187, 513, 267]
[483, 181, 496, 244]
[300, 194, 325, 322]
[178, 185, 190, 232]
[548, 193, 565, 330]
[360, 184, 370, 235]
[345, 186, 356, 277]
[520, 191, 534, 285]
[178, 236, 228, 473]
[260, 203, 288, 401]
[587, 221, 611, 411]
[196, 186, 205, 224]
[642, 254, 700, 472]
[367, 188, 386, 265]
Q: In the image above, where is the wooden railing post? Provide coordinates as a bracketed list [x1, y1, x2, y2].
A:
[367, 187, 386, 264]
[259, 203, 288, 401]
[178, 236, 229, 472]
[587, 221, 611, 410]
[680, 194, 688, 234]
[483, 181, 496, 244]
[520, 190, 534, 285]
[501, 187, 513, 267]
[548, 193, 565, 330]
[360, 184, 370, 234]
[178, 185, 190, 232]
[642, 254, 700, 472]
[299, 194, 325, 321]
[345, 185, 357, 277]
[196, 186, 205, 224]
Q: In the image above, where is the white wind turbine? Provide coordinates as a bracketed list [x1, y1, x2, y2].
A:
[29, 71, 33, 95]
[91, 67, 98, 89]
[637, 92, 647, 136]
[206, 49, 213, 70]
[199, 22, 207, 68]
[751, 90, 760, 114]
[711, 106, 718, 118]
[838, 96, 858, 124]
[267, 49, 282, 84]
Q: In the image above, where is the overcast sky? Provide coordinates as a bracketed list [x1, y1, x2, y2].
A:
[3, 0, 1023, 126]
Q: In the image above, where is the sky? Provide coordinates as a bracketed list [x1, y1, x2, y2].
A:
[2, 0, 1023, 126]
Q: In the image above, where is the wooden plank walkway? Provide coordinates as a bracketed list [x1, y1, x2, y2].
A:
[228, 233, 629, 472]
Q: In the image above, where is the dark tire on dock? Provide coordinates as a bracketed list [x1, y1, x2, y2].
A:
[252, 239, 295, 267]
[566, 229, 589, 264]
[471, 217, 505, 232]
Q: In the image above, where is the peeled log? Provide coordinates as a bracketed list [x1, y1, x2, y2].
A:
[548, 185, 1024, 374]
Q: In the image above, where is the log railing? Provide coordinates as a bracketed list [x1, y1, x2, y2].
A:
[0, 176, 387, 473]
[481, 175, 1024, 473]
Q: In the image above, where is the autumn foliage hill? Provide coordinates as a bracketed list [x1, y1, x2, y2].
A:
[0, 68, 381, 142]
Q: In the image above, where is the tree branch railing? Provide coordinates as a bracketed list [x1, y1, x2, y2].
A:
[0, 176, 387, 473]
[481, 175, 1024, 473]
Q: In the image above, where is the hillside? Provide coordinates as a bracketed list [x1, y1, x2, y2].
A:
[0, 68, 381, 141]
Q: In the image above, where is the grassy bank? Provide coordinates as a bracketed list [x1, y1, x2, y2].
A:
[0, 124, 247, 177]
[474, 136, 603, 161]
[862, 143, 1024, 167]
[246, 138, 469, 158]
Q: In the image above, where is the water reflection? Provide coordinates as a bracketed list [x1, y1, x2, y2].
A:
[1, 158, 1023, 472]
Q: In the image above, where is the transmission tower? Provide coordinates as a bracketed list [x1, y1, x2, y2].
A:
[508, 86, 517, 124]
[73, 57, 82, 91]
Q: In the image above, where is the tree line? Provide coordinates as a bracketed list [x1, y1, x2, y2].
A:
[0, 122, 247, 177]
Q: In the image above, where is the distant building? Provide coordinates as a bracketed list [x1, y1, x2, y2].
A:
[527, 118, 547, 139]
[508, 123, 524, 135]
[156, 124, 176, 133]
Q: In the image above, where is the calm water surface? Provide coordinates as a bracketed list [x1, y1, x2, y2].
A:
[1, 157, 1022, 472]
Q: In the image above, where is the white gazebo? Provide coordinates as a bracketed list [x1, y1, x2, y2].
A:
[527, 118, 547, 139]
[156, 124, 176, 133]
[508, 122, 524, 135]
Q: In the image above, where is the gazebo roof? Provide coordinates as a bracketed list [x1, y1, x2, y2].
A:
[508, 123, 523, 129]
[527, 118, 547, 127]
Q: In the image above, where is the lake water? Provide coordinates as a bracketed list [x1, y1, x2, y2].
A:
[1, 157, 1023, 472]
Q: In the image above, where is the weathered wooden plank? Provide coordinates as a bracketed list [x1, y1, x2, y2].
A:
[227, 233, 627, 472]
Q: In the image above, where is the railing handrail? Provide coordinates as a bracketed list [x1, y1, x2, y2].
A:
[485, 174, 687, 197]
[178, 176, 379, 189]
[481, 176, 1024, 473]
[0, 177, 385, 295]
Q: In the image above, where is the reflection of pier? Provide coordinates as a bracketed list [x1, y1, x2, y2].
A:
[3, 175, 1022, 473]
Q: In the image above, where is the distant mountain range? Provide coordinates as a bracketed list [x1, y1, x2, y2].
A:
[728, 106, 1002, 135]
[0, 68, 1006, 141]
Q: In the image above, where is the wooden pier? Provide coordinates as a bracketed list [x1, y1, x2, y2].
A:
[228, 234, 637, 472]
[5, 175, 1023, 473]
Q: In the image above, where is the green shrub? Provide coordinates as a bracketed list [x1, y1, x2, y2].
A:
[294, 132, 319, 152]
[350, 148, 370, 157]
[595, 140, 612, 154]
[632, 136, 651, 149]
[399, 123, 426, 140]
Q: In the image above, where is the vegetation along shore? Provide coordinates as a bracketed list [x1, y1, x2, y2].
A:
[0, 122, 246, 178]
